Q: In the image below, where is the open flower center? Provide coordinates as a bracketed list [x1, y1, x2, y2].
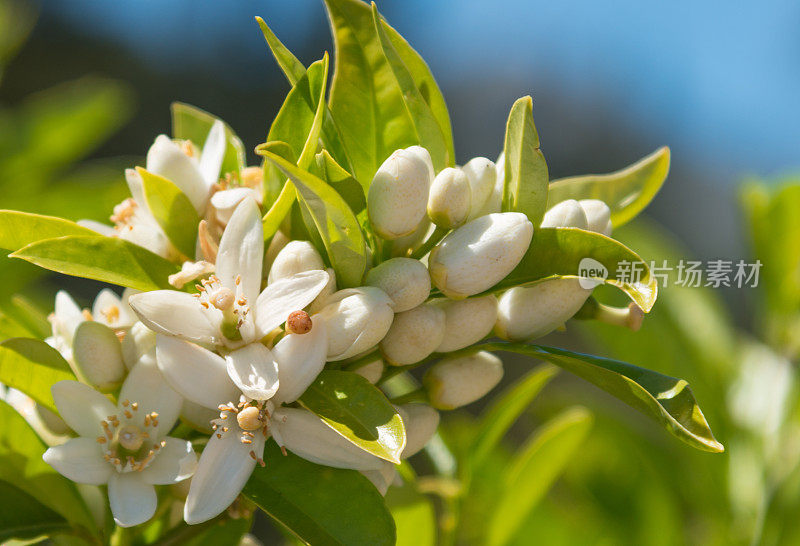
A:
[211, 399, 270, 467]
[96, 399, 164, 472]
[194, 274, 251, 342]
[110, 198, 138, 230]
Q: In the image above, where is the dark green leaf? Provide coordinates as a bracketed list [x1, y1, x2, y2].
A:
[0, 480, 69, 542]
[0, 210, 96, 252]
[12, 235, 180, 291]
[0, 337, 75, 414]
[502, 96, 549, 225]
[243, 441, 396, 546]
[547, 147, 670, 228]
[138, 167, 200, 258]
[300, 370, 405, 463]
[171, 102, 245, 176]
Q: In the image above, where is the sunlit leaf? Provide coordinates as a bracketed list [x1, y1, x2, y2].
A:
[0, 210, 96, 252]
[386, 482, 437, 546]
[138, 167, 200, 258]
[171, 102, 245, 176]
[313, 149, 366, 213]
[0, 337, 75, 414]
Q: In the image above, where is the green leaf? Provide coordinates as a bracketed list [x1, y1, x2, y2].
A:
[472, 342, 724, 453]
[299, 370, 405, 463]
[386, 482, 437, 546]
[494, 227, 658, 312]
[11, 235, 180, 292]
[138, 167, 200, 258]
[0, 480, 69, 542]
[0, 400, 97, 534]
[502, 96, 549, 225]
[171, 102, 245, 176]
[469, 364, 558, 469]
[243, 441, 396, 546]
[325, 0, 451, 183]
[259, 150, 368, 288]
[4, 295, 51, 339]
[255, 16, 306, 85]
[313, 149, 367, 213]
[0, 210, 97, 252]
[486, 407, 593, 546]
[0, 338, 75, 414]
[547, 147, 671, 228]
[183, 517, 252, 546]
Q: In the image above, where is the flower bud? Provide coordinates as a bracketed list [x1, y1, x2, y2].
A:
[396, 403, 440, 457]
[352, 357, 385, 384]
[381, 303, 446, 366]
[365, 258, 431, 312]
[319, 287, 394, 361]
[405, 145, 435, 181]
[267, 240, 325, 284]
[428, 213, 533, 299]
[578, 199, 612, 235]
[428, 168, 471, 229]
[368, 147, 432, 239]
[424, 351, 503, 409]
[541, 199, 588, 229]
[435, 294, 498, 352]
[462, 157, 496, 221]
[471, 152, 505, 218]
[72, 321, 126, 391]
[121, 321, 157, 369]
[391, 218, 433, 257]
[264, 229, 289, 272]
[495, 279, 592, 341]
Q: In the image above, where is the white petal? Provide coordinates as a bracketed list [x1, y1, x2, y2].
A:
[255, 270, 329, 337]
[271, 408, 385, 471]
[128, 291, 219, 345]
[199, 120, 226, 189]
[140, 437, 197, 485]
[119, 359, 183, 437]
[118, 288, 140, 327]
[51, 380, 116, 437]
[43, 437, 111, 485]
[108, 472, 157, 528]
[72, 321, 126, 391]
[91, 289, 122, 327]
[211, 188, 260, 226]
[124, 168, 146, 205]
[54, 290, 84, 342]
[146, 135, 209, 213]
[225, 343, 280, 401]
[77, 219, 115, 236]
[216, 197, 263, 305]
[118, 223, 172, 259]
[360, 462, 397, 496]
[156, 335, 239, 410]
[184, 430, 264, 525]
[272, 316, 327, 404]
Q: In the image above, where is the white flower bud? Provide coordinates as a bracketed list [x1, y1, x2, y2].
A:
[462, 157, 496, 221]
[308, 267, 337, 314]
[381, 303, 445, 366]
[319, 287, 394, 361]
[470, 152, 505, 218]
[578, 199, 612, 235]
[541, 199, 588, 229]
[428, 168, 471, 229]
[396, 403, 440, 458]
[365, 258, 431, 312]
[72, 322, 126, 391]
[428, 213, 533, 299]
[368, 147, 432, 239]
[267, 240, 325, 284]
[353, 357, 385, 384]
[435, 294, 498, 352]
[424, 351, 503, 409]
[404, 145, 435, 181]
[264, 229, 289, 272]
[121, 321, 157, 370]
[391, 218, 433, 257]
[495, 279, 592, 341]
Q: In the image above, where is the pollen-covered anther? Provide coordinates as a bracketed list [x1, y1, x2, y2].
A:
[285, 310, 312, 335]
[101, 304, 120, 324]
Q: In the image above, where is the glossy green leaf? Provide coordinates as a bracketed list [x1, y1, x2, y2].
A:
[0, 400, 97, 535]
[469, 342, 724, 453]
[137, 167, 200, 258]
[494, 227, 658, 312]
[547, 147, 671, 228]
[325, 0, 451, 183]
[0, 312, 35, 341]
[243, 441, 396, 546]
[12, 235, 180, 291]
[0, 210, 96, 252]
[0, 337, 75, 414]
[259, 150, 368, 288]
[469, 364, 558, 469]
[386, 482, 437, 546]
[502, 96, 549, 225]
[171, 102, 245, 176]
[313, 149, 366, 213]
[300, 370, 405, 463]
[4, 295, 51, 339]
[183, 517, 252, 546]
[487, 407, 593, 546]
[0, 480, 69, 541]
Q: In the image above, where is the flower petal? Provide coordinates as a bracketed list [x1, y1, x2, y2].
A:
[211, 187, 260, 226]
[199, 120, 226, 189]
[216, 197, 263, 305]
[128, 291, 218, 345]
[254, 270, 329, 337]
[140, 437, 197, 485]
[77, 219, 115, 236]
[271, 408, 385, 471]
[119, 359, 183, 437]
[53, 290, 84, 342]
[108, 472, 157, 528]
[124, 167, 146, 205]
[360, 462, 397, 496]
[225, 343, 279, 401]
[43, 437, 111, 485]
[155, 335, 239, 410]
[91, 289, 122, 327]
[52, 380, 116, 437]
[272, 316, 327, 404]
[184, 430, 264, 525]
[146, 135, 209, 213]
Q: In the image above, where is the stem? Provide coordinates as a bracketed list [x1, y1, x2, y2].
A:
[410, 226, 448, 260]
[390, 387, 427, 405]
